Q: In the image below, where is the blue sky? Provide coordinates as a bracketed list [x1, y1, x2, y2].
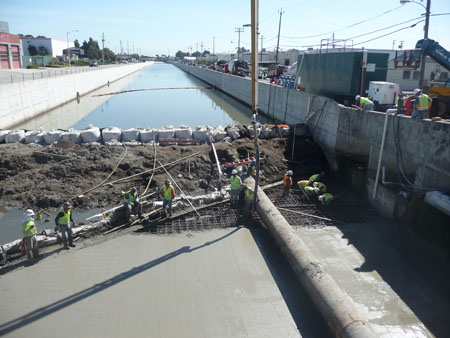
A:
[1, 0, 449, 56]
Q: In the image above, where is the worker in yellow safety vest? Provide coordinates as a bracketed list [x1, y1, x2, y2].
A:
[247, 160, 256, 177]
[318, 193, 334, 205]
[244, 184, 255, 218]
[412, 88, 432, 119]
[309, 171, 326, 184]
[55, 202, 76, 249]
[229, 169, 242, 207]
[313, 181, 327, 194]
[355, 95, 374, 111]
[122, 186, 142, 222]
[22, 209, 40, 262]
[162, 179, 175, 216]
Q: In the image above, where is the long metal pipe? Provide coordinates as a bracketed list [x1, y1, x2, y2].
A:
[245, 176, 378, 338]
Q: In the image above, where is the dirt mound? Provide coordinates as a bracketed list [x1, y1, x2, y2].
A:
[0, 137, 328, 212]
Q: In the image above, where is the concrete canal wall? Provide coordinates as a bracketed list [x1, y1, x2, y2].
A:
[0, 63, 150, 129]
[175, 63, 450, 221]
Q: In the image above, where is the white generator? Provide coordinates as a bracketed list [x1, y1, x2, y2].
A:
[368, 81, 401, 105]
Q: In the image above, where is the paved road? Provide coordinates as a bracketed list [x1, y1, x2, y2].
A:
[0, 64, 129, 84]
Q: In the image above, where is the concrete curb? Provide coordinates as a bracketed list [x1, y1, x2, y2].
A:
[245, 177, 377, 338]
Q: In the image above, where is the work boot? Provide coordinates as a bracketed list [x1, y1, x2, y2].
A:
[68, 237, 76, 248]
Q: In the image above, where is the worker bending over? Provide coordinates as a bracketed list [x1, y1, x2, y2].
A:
[283, 170, 293, 197]
[55, 202, 76, 249]
[247, 160, 256, 178]
[162, 179, 175, 216]
[309, 172, 325, 184]
[122, 186, 142, 222]
[22, 209, 40, 262]
[355, 95, 374, 111]
[318, 193, 334, 206]
[412, 88, 432, 119]
[229, 169, 242, 207]
[244, 184, 255, 219]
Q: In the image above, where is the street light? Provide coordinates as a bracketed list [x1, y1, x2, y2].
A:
[400, 0, 431, 89]
[66, 29, 79, 67]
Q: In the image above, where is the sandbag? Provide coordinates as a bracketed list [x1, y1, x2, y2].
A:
[25, 130, 45, 144]
[193, 127, 209, 142]
[122, 128, 140, 142]
[102, 126, 122, 142]
[211, 126, 226, 142]
[158, 128, 175, 139]
[43, 130, 63, 145]
[226, 127, 240, 140]
[175, 127, 193, 139]
[259, 125, 276, 139]
[0, 130, 11, 143]
[5, 130, 25, 143]
[80, 127, 101, 143]
[247, 125, 261, 138]
[140, 129, 158, 143]
[61, 129, 82, 144]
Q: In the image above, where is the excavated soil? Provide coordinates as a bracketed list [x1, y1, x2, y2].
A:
[0, 136, 328, 213]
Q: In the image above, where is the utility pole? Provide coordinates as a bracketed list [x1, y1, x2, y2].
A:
[101, 32, 105, 64]
[392, 40, 396, 50]
[127, 41, 129, 55]
[250, 0, 260, 209]
[235, 27, 244, 59]
[201, 41, 203, 54]
[419, 0, 431, 89]
[120, 40, 122, 55]
[260, 35, 264, 62]
[332, 33, 335, 49]
[213, 36, 215, 56]
[275, 8, 284, 65]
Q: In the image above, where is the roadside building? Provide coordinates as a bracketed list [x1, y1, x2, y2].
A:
[21, 36, 73, 58]
[0, 21, 22, 69]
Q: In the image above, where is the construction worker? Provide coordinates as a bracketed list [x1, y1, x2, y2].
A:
[247, 160, 256, 177]
[229, 169, 242, 207]
[283, 170, 293, 197]
[22, 209, 40, 262]
[55, 202, 76, 249]
[297, 180, 310, 188]
[309, 172, 325, 184]
[122, 186, 142, 221]
[162, 179, 175, 216]
[313, 181, 327, 194]
[412, 88, 432, 119]
[355, 95, 374, 111]
[244, 184, 255, 219]
[318, 193, 334, 206]
[303, 186, 317, 197]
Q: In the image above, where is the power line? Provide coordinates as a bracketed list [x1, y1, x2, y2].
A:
[284, 5, 404, 39]
[353, 20, 423, 46]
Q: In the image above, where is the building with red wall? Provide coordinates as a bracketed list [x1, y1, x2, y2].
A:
[0, 21, 22, 69]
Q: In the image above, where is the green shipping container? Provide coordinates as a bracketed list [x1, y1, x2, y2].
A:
[297, 51, 388, 102]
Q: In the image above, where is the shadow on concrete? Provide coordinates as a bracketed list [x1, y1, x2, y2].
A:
[339, 217, 450, 338]
[248, 224, 334, 338]
[0, 227, 242, 336]
[0, 247, 65, 276]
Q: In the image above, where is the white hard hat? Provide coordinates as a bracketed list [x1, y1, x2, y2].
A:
[231, 169, 237, 175]
[25, 209, 34, 216]
[413, 88, 421, 95]
[287, 170, 293, 176]
[318, 196, 323, 202]
[355, 95, 360, 101]
[313, 188, 320, 194]
[165, 179, 170, 184]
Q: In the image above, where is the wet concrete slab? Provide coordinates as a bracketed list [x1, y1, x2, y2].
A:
[294, 219, 450, 338]
[0, 228, 332, 338]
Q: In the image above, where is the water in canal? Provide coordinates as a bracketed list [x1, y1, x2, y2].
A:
[17, 62, 269, 131]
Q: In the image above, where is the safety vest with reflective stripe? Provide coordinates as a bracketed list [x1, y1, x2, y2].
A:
[360, 97, 373, 106]
[320, 193, 334, 205]
[22, 219, 37, 237]
[298, 180, 310, 188]
[124, 192, 137, 203]
[245, 187, 254, 201]
[248, 164, 256, 177]
[58, 209, 71, 225]
[230, 176, 242, 190]
[309, 174, 321, 182]
[283, 174, 293, 187]
[304, 186, 316, 195]
[416, 94, 429, 111]
[163, 185, 175, 201]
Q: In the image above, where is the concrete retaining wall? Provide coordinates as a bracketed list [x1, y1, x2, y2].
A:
[175, 63, 450, 217]
[0, 63, 149, 129]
